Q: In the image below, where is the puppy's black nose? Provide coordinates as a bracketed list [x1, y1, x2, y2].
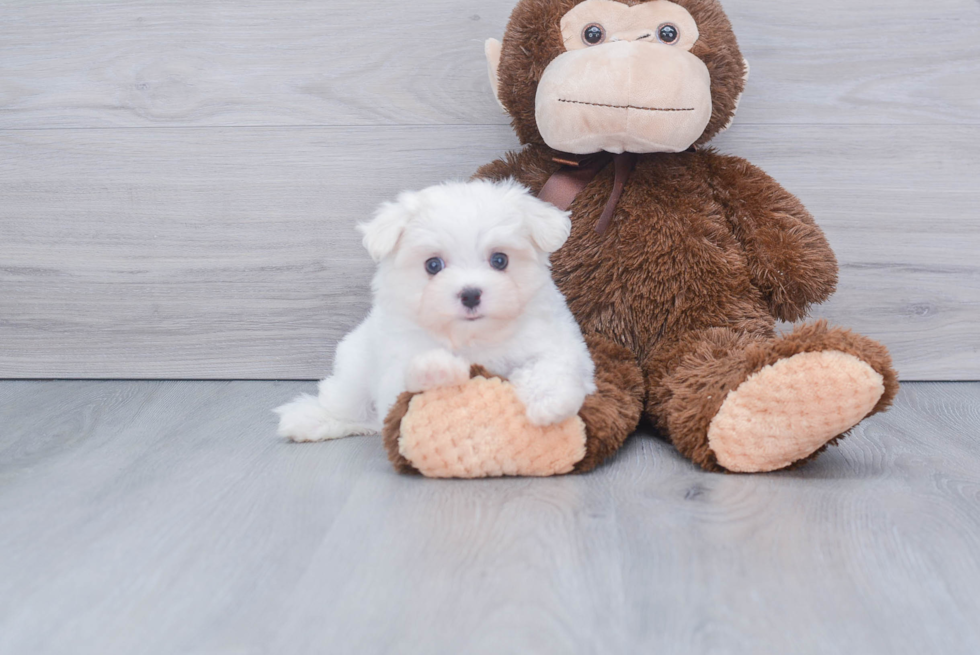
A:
[460, 287, 482, 309]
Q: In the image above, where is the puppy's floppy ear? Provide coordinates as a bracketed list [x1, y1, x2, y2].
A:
[504, 182, 572, 254]
[358, 191, 419, 263]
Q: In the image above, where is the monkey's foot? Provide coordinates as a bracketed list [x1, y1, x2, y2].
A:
[384, 371, 586, 478]
[707, 350, 885, 473]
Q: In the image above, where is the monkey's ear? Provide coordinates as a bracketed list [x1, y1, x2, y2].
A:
[358, 191, 419, 263]
[718, 58, 751, 136]
[485, 38, 505, 111]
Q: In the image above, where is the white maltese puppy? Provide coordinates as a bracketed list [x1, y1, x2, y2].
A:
[275, 179, 596, 442]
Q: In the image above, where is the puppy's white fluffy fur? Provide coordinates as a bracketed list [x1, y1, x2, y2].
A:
[275, 179, 596, 442]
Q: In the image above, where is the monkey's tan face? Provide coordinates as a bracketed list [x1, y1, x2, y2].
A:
[534, 0, 712, 155]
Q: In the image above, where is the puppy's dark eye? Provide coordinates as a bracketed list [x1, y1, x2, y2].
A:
[658, 23, 679, 44]
[425, 257, 444, 275]
[583, 24, 605, 46]
[489, 253, 509, 271]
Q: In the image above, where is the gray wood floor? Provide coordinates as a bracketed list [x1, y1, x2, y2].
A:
[1, 380, 978, 655]
[2, 0, 979, 380]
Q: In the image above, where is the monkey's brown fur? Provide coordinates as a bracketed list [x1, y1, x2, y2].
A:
[384, 0, 898, 474]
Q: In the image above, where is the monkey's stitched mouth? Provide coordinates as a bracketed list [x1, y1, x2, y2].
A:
[558, 98, 695, 112]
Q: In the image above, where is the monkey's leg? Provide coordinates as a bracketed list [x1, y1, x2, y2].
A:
[643, 321, 899, 473]
[383, 333, 644, 478]
[573, 333, 646, 472]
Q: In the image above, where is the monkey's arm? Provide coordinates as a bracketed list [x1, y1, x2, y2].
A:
[706, 152, 838, 323]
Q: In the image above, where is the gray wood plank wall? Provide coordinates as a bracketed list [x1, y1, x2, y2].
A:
[1, 0, 978, 380]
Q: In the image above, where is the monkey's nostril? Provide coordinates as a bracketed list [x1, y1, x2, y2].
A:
[460, 288, 482, 310]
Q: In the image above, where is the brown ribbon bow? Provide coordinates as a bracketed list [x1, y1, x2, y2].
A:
[537, 151, 638, 234]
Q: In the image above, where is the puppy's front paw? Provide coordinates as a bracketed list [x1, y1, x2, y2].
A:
[524, 396, 583, 426]
[405, 350, 471, 393]
[514, 380, 586, 427]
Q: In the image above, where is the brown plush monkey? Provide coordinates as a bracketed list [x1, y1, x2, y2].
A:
[384, 0, 899, 477]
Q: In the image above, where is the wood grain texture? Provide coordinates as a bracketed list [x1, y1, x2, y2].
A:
[0, 380, 978, 654]
[1, 124, 977, 379]
[0, 0, 977, 129]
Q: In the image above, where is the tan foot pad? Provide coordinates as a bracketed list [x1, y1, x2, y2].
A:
[399, 376, 587, 478]
[707, 351, 885, 473]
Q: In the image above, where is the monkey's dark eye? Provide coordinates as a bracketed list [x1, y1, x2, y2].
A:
[582, 24, 605, 46]
[490, 253, 509, 271]
[425, 257, 445, 275]
[658, 23, 679, 44]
